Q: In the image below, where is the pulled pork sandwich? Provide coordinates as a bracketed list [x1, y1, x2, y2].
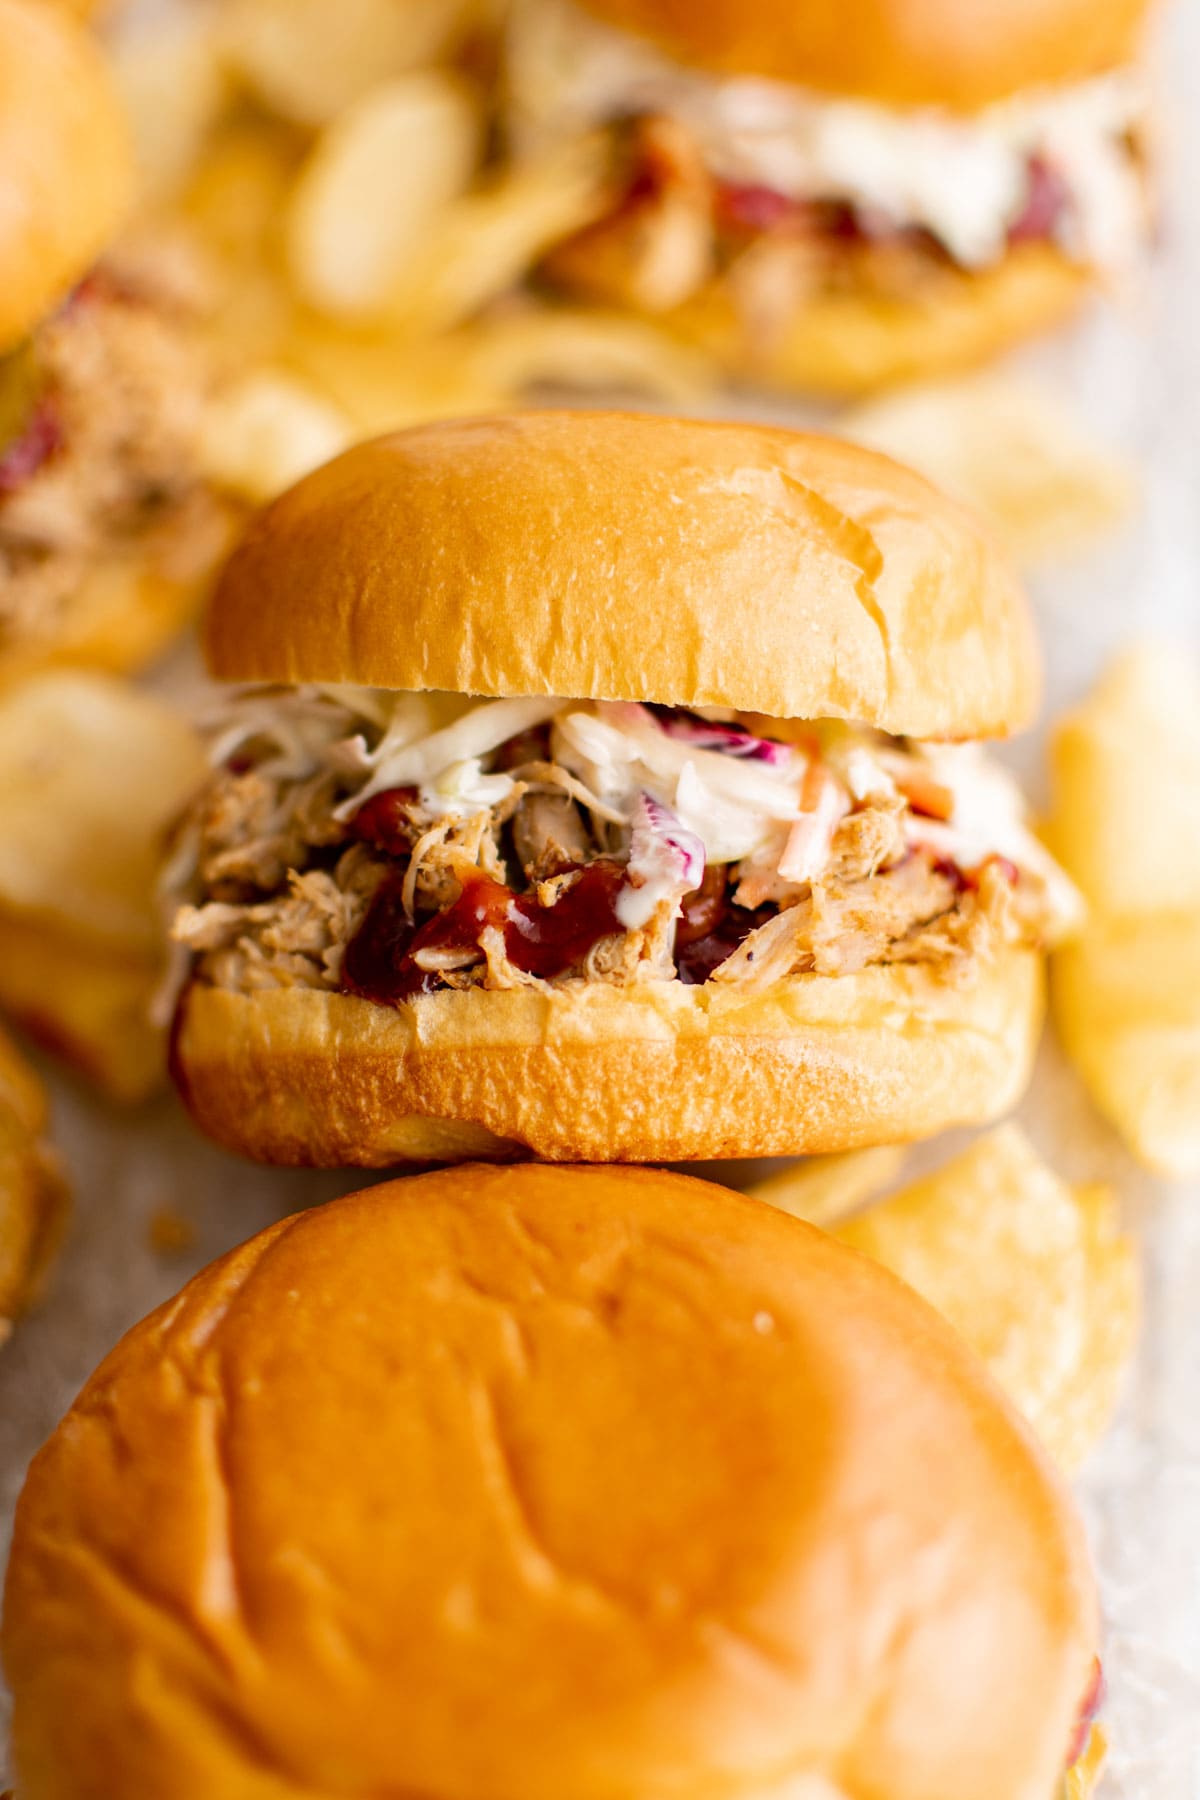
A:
[0, 0, 229, 686]
[164, 410, 1080, 1165]
[506, 0, 1155, 392]
[3, 1163, 1106, 1797]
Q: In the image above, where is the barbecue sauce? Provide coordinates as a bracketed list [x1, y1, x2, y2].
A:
[343, 862, 629, 1005]
[352, 788, 419, 857]
[0, 400, 61, 493]
[675, 869, 772, 985]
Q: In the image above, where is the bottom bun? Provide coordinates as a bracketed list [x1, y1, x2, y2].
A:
[671, 242, 1090, 396]
[172, 948, 1043, 1165]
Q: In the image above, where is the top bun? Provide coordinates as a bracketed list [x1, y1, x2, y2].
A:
[208, 411, 1038, 740]
[574, 0, 1154, 110]
[4, 1163, 1096, 1800]
[0, 0, 132, 353]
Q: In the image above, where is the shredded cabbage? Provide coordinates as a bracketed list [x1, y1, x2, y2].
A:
[617, 792, 706, 929]
[193, 685, 1080, 936]
[344, 695, 563, 812]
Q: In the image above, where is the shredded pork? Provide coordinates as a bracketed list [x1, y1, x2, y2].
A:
[0, 242, 220, 652]
[545, 109, 1144, 346]
[165, 689, 1079, 1009]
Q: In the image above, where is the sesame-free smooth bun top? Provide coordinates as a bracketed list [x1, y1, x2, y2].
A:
[0, 0, 132, 353]
[207, 411, 1038, 740]
[4, 1164, 1096, 1800]
[574, 0, 1154, 109]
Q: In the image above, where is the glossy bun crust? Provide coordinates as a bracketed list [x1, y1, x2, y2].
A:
[207, 410, 1037, 740]
[0, 0, 131, 353]
[4, 1162, 1097, 1800]
[171, 949, 1044, 1165]
[576, 0, 1152, 108]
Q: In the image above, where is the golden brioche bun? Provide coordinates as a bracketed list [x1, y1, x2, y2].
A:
[576, 0, 1152, 109]
[0, 1024, 68, 1338]
[3, 1162, 1098, 1798]
[171, 947, 1043, 1164]
[207, 410, 1037, 740]
[34, 0, 110, 16]
[0, 0, 132, 354]
[623, 242, 1091, 397]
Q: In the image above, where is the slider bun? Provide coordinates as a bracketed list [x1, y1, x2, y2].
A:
[577, 0, 1152, 108]
[207, 410, 1037, 740]
[678, 243, 1091, 396]
[0, 0, 132, 353]
[3, 1161, 1097, 1799]
[558, 239, 1091, 398]
[171, 948, 1043, 1165]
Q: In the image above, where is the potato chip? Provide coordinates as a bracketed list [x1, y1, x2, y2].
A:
[284, 319, 506, 433]
[463, 306, 718, 404]
[745, 1146, 909, 1229]
[1048, 645, 1200, 918]
[0, 916, 165, 1107]
[1055, 917, 1200, 1178]
[201, 369, 352, 503]
[840, 375, 1137, 565]
[831, 1126, 1137, 1472]
[219, 0, 476, 128]
[110, 10, 230, 206]
[0, 1026, 69, 1336]
[182, 117, 303, 271]
[285, 73, 482, 319]
[382, 133, 615, 335]
[1048, 647, 1200, 1175]
[0, 673, 204, 953]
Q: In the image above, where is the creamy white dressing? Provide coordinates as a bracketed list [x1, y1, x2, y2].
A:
[910, 742, 1087, 935]
[507, 0, 1147, 271]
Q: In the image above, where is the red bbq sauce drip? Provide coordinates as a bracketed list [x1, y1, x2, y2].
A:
[1009, 154, 1070, 246]
[506, 861, 627, 978]
[674, 863, 727, 949]
[714, 181, 808, 234]
[341, 876, 427, 1003]
[352, 787, 419, 858]
[675, 868, 772, 985]
[714, 183, 862, 243]
[343, 863, 630, 1005]
[0, 401, 61, 494]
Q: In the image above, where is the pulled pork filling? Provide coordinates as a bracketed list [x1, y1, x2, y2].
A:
[165, 686, 1081, 1008]
[511, 0, 1149, 322]
[0, 241, 220, 652]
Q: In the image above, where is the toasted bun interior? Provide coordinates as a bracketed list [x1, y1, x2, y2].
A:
[0, 0, 132, 352]
[4, 1162, 1097, 1799]
[207, 411, 1037, 740]
[573, 0, 1152, 109]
